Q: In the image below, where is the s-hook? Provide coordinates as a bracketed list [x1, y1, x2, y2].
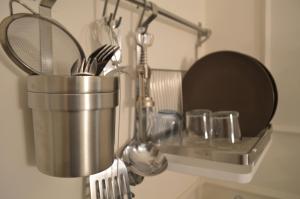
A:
[102, 0, 122, 28]
[137, 0, 158, 34]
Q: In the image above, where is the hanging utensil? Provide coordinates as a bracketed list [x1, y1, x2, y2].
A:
[90, 0, 123, 76]
[71, 45, 117, 76]
[71, 44, 107, 76]
[0, 0, 85, 75]
[101, 27, 122, 76]
[89, 159, 132, 199]
[95, 46, 120, 76]
[121, 0, 168, 177]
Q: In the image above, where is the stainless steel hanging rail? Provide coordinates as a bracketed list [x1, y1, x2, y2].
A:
[125, 0, 210, 36]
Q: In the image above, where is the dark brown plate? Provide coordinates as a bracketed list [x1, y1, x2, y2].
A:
[182, 51, 277, 137]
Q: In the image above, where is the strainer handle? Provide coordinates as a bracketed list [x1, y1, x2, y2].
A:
[9, 0, 37, 16]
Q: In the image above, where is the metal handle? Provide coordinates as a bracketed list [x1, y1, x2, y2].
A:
[9, 0, 37, 15]
[137, 0, 158, 33]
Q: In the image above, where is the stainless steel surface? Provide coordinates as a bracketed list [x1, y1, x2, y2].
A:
[39, 0, 56, 73]
[96, 17, 123, 76]
[149, 69, 183, 113]
[89, 45, 109, 66]
[71, 45, 117, 76]
[72, 58, 90, 76]
[121, 23, 168, 177]
[102, 0, 109, 17]
[137, 1, 158, 33]
[0, 1, 85, 75]
[95, 46, 120, 75]
[112, 0, 121, 22]
[122, 140, 168, 176]
[136, 27, 153, 80]
[27, 75, 118, 93]
[28, 92, 118, 110]
[136, 28, 153, 104]
[103, 0, 122, 28]
[89, 159, 132, 199]
[70, 59, 81, 76]
[93, 1, 123, 76]
[160, 126, 272, 166]
[128, 171, 144, 186]
[121, 104, 168, 177]
[27, 75, 119, 177]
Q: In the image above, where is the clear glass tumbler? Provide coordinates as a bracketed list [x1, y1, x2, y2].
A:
[185, 109, 212, 140]
[211, 111, 242, 144]
[151, 110, 183, 146]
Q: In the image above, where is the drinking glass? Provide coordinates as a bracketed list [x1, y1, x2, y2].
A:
[151, 110, 183, 146]
[185, 109, 212, 140]
[211, 111, 242, 144]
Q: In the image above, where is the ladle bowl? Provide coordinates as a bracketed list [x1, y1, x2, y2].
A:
[121, 139, 168, 176]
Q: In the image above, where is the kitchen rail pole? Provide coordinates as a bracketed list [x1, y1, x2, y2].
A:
[125, 0, 210, 36]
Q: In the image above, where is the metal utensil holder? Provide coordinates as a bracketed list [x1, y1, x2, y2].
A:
[27, 75, 118, 177]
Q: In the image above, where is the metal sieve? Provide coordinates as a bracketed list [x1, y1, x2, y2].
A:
[0, 0, 85, 75]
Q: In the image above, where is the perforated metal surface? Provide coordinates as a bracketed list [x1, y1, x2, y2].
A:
[0, 13, 84, 75]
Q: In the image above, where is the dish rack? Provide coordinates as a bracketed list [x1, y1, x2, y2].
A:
[160, 125, 272, 183]
[161, 126, 272, 166]
[150, 69, 273, 183]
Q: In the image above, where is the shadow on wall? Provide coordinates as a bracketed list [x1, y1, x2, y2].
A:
[0, 48, 36, 166]
[82, 177, 90, 199]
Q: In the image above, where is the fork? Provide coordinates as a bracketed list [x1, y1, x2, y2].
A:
[71, 45, 116, 76]
[95, 46, 120, 76]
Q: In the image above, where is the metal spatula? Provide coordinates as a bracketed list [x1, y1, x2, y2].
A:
[89, 159, 132, 199]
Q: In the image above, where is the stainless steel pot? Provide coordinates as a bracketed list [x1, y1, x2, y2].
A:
[27, 75, 118, 177]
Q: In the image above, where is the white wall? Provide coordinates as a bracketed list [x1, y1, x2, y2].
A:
[0, 0, 203, 198]
[265, 0, 300, 133]
[204, 0, 265, 62]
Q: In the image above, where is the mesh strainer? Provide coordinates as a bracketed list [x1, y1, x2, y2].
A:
[0, 0, 85, 75]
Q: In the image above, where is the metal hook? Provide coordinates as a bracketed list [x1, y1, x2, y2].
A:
[102, 0, 109, 17]
[137, 0, 158, 33]
[112, 0, 120, 20]
[137, 0, 147, 28]
[102, 0, 122, 28]
[111, 0, 122, 28]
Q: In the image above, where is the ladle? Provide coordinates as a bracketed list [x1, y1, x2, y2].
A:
[121, 106, 168, 176]
[121, 9, 167, 177]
